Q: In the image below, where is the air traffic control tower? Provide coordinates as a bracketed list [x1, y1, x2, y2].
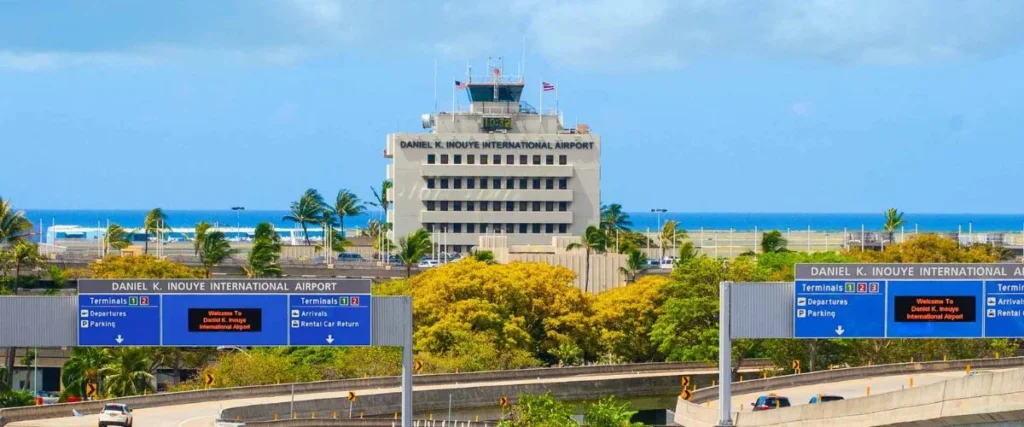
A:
[384, 61, 600, 253]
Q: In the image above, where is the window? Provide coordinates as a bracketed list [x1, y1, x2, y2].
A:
[453, 223, 462, 233]
[546, 178, 554, 189]
[520, 155, 528, 165]
[481, 202, 489, 211]
[546, 155, 554, 165]
[546, 224, 554, 233]
[506, 201, 514, 211]
[454, 178, 462, 189]
[454, 201, 462, 211]
[467, 223, 475, 233]
[517, 201, 526, 211]
[440, 178, 449, 189]
[426, 223, 434, 232]
[454, 154, 462, 164]
[493, 202, 501, 211]
[546, 201, 554, 211]
[467, 201, 475, 211]
[559, 224, 567, 233]
[467, 179, 475, 189]
[532, 179, 541, 189]
[532, 201, 541, 211]
[559, 178, 567, 190]
[426, 201, 436, 211]
[520, 178, 528, 189]
[507, 154, 514, 165]
[427, 178, 435, 189]
[507, 223, 516, 233]
[559, 202, 568, 211]
[441, 154, 449, 164]
[427, 154, 436, 164]
[480, 179, 488, 189]
[480, 155, 488, 165]
[480, 224, 488, 233]
[507, 178, 515, 189]
[532, 155, 541, 165]
[494, 154, 501, 164]
[559, 155, 567, 165]
[467, 154, 475, 164]
[532, 223, 541, 234]
[520, 223, 528, 233]
[440, 201, 449, 211]
[493, 178, 502, 189]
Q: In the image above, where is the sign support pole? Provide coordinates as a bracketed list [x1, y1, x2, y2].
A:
[718, 280, 733, 427]
[402, 297, 414, 427]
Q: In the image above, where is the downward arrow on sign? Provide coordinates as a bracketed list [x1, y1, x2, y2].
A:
[326, 335, 335, 344]
[835, 326, 845, 336]
[115, 335, 124, 344]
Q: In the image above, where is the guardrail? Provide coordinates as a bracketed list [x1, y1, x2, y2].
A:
[0, 359, 772, 425]
[674, 356, 1024, 427]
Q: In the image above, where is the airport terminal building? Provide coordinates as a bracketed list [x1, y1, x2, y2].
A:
[384, 68, 600, 253]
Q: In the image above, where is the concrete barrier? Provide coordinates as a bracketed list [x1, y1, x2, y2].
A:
[0, 359, 770, 425]
[674, 356, 1024, 427]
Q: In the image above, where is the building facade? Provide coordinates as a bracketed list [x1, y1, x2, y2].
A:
[384, 70, 600, 253]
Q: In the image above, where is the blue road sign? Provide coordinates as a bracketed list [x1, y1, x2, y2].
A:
[795, 280, 885, 338]
[288, 294, 372, 346]
[78, 294, 161, 346]
[886, 280, 983, 338]
[982, 281, 1024, 338]
[77, 279, 372, 347]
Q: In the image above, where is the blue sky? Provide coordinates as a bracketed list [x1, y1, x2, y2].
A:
[3, 0, 1024, 213]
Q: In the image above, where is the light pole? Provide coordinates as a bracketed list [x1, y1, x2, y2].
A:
[651, 208, 667, 258]
[231, 206, 245, 241]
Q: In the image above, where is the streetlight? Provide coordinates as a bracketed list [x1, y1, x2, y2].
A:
[231, 206, 245, 241]
[651, 209, 667, 254]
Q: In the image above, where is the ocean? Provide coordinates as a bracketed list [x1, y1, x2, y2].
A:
[21, 210, 1024, 234]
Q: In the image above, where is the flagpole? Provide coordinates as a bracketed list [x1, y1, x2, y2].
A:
[433, 58, 438, 114]
[539, 76, 543, 126]
[451, 78, 456, 123]
[555, 80, 559, 118]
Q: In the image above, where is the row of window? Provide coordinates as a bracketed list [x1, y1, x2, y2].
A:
[426, 201, 569, 212]
[427, 177, 568, 190]
[427, 153, 569, 166]
[425, 222, 569, 234]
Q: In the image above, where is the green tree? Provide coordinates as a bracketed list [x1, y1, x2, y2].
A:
[658, 220, 687, 260]
[103, 223, 131, 256]
[498, 392, 576, 427]
[0, 197, 33, 244]
[143, 208, 169, 254]
[18, 349, 35, 391]
[760, 230, 788, 254]
[591, 276, 669, 362]
[584, 396, 643, 427]
[369, 179, 393, 212]
[333, 189, 365, 234]
[198, 231, 236, 278]
[283, 189, 326, 245]
[618, 249, 648, 282]
[45, 265, 67, 295]
[192, 221, 212, 255]
[100, 348, 154, 397]
[243, 222, 283, 278]
[11, 241, 40, 283]
[677, 241, 699, 264]
[366, 220, 394, 254]
[397, 228, 432, 278]
[473, 250, 495, 263]
[567, 225, 609, 293]
[61, 347, 111, 398]
[601, 203, 633, 250]
[884, 207, 906, 245]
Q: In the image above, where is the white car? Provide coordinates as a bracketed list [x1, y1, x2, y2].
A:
[418, 259, 440, 268]
[98, 403, 133, 427]
[214, 420, 246, 427]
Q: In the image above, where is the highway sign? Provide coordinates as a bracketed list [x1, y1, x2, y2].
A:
[205, 373, 215, 387]
[498, 396, 509, 407]
[681, 389, 692, 401]
[347, 391, 357, 402]
[791, 360, 801, 372]
[85, 383, 97, 398]
[413, 360, 424, 373]
[77, 279, 371, 346]
[681, 376, 691, 389]
[795, 264, 1024, 339]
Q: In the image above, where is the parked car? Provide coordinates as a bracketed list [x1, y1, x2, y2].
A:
[337, 253, 364, 261]
[98, 403, 133, 427]
[213, 419, 246, 427]
[751, 394, 791, 411]
[809, 394, 843, 404]
[418, 259, 440, 268]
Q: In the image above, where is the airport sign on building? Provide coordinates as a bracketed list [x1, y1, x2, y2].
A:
[795, 264, 1024, 339]
[77, 279, 371, 347]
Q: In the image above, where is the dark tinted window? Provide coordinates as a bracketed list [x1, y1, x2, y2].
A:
[454, 154, 462, 164]
[546, 202, 554, 211]
[467, 201, 475, 211]
[467, 154, 475, 164]
[493, 178, 501, 189]
[454, 178, 462, 189]
[508, 178, 515, 188]
[426, 201, 436, 211]
[453, 201, 462, 211]
[467, 179, 475, 189]
[546, 155, 554, 165]
[532, 155, 541, 165]
[545, 224, 554, 233]
[427, 154, 436, 164]
[453, 223, 461, 233]
[546, 178, 554, 189]
[440, 201, 448, 211]
[441, 154, 449, 164]
[519, 223, 528, 233]
[520, 155, 527, 165]
[467, 223, 475, 233]
[440, 178, 449, 189]
[506, 201, 514, 211]
[507, 155, 514, 165]
[532, 223, 541, 233]
[559, 202, 568, 211]
[559, 155, 567, 165]
[480, 155, 488, 165]
[481, 179, 488, 189]
[427, 178, 435, 189]
[532, 179, 541, 189]
[494, 154, 501, 164]
[532, 201, 541, 211]
[519, 201, 528, 211]
[559, 178, 567, 189]
[558, 224, 567, 233]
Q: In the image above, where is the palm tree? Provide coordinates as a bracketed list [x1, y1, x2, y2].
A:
[658, 220, 687, 260]
[243, 223, 283, 278]
[677, 241, 699, 264]
[61, 347, 111, 398]
[193, 221, 212, 255]
[600, 203, 633, 233]
[198, 231, 236, 278]
[397, 228, 432, 278]
[761, 230, 788, 253]
[143, 208, 169, 254]
[369, 180, 393, 212]
[333, 189, 365, 235]
[3, 240, 39, 387]
[0, 197, 33, 245]
[103, 223, 131, 256]
[884, 208, 906, 245]
[566, 225, 609, 293]
[618, 249, 648, 282]
[283, 189, 325, 245]
[367, 220, 394, 255]
[100, 348, 154, 397]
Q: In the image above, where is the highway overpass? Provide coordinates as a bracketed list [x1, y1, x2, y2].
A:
[0, 360, 771, 427]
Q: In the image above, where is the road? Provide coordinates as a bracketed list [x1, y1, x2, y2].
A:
[9, 368, 737, 427]
[705, 368, 1011, 412]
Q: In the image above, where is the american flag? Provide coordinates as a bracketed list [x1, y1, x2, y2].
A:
[493, 68, 501, 77]
[542, 82, 555, 92]
[455, 80, 467, 90]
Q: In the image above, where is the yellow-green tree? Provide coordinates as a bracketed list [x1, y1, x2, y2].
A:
[846, 233, 998, 263]
[82, 255, 205, 279]
[591, 276, 669, 362]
